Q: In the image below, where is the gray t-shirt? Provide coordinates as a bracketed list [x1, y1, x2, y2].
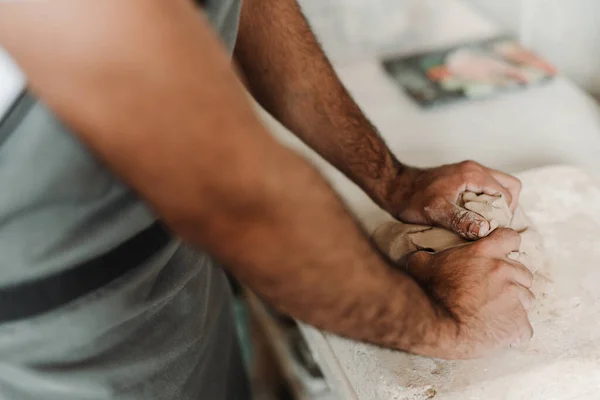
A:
[0, 1, 249, 399]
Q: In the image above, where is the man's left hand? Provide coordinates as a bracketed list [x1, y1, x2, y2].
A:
[383, 160, 521, 240]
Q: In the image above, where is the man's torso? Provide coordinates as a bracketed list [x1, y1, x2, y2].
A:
[0, 1, 249, 399]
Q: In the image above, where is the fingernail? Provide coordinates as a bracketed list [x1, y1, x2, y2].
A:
[468, 221, 486, 238]
[478, 222, 489, 237]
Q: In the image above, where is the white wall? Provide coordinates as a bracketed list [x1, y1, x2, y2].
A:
[299, 0, 600, 96]
[298, 0, 433, 63]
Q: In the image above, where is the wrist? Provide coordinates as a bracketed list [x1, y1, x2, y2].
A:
[418, 306, 461, 359]
[377, 164, 422, 216]
[385, 271, 459, 357]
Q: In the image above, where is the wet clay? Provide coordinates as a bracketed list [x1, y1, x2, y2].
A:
[372, 192, 544, 273]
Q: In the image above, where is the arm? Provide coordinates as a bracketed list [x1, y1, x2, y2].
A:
[0, 0, 445, 356]
[0, 0, 532, 360]
[234, 0, 522, 239]
[234, 0, 399, 208]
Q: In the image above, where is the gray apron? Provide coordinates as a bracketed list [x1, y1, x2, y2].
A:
[0, 1, 250, 398]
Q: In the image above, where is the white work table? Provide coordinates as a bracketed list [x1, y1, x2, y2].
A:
[258, 0, 600, 399]
[297, 165, 600, 400]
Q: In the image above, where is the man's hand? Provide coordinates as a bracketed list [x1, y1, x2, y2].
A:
[404, 228, 534, 359]
[2, 0, 530, 361]
[234, 1, 522, 241]
[384, 161, 522, 240]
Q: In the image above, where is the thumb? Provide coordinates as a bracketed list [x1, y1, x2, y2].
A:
[442, 203, 490, 240]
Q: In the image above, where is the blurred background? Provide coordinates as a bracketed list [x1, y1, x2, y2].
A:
[300, 0, 600, 97]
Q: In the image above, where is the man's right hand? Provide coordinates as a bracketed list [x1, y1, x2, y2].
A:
[405, 228, 535, 359]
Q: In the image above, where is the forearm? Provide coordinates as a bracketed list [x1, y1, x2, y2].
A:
[0, 0, 446, 355]
[211, 150, 446, 354]
[234, 0, 406, 206]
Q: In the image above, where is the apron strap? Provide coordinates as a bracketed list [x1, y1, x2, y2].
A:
[0, 222, 171, 323]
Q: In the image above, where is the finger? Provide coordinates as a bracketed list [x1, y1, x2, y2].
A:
[478, 228, 521, 255]
[505, 259, 534, 289]
[464, 198, 512, 231]
[463, 201, 494, 216]
[445, 203, 491, 240]
[517, 287, 536, 311]
[403, 250, 435, 280]
[503, 66, 529, 84]
[506, 296, 534, 343]
[517, 312, 534, 342]
[512, 318, 534, 345]
[461, 191, 479, 203]
[473, 176, 513, 210]
[487, 169, 522, 211]
[462, 201, 501, 234]
[463, 192, 499, 206]
[460, 164, 513, 203]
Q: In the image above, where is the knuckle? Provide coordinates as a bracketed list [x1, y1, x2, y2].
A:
[459, 160, 481, 171]
[505, 283, 524, 299]
[493, 227, 520, 242]
[410, 250, 432, 265]
[501, 227, 519, 237]
[494, 258, 509, 271]
[504, 229, 521, 246]
[490, 259, 510, 278]
[471, 237, 493, 253]
[486, 230, 502, 242]
[461, 170, 482, 185]
[404, 250, 434, 277]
